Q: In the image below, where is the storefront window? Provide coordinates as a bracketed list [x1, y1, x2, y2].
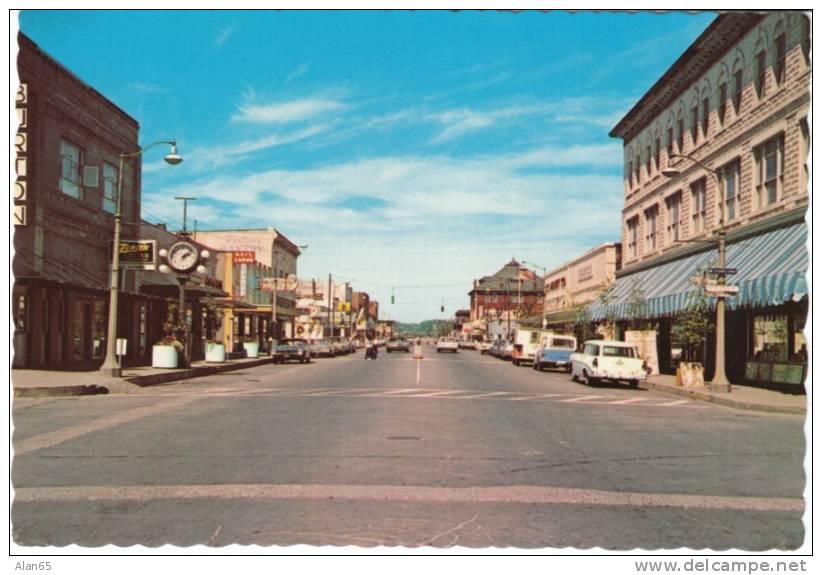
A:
[752, 315, 788, 362]
[13, 291, 28, 332]
[93, 300, 106, 359]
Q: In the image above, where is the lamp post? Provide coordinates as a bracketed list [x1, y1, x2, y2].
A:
[662, 153, 731, 393]
[99, 140, 182, 377]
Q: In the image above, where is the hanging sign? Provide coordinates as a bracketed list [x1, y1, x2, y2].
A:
[232, 251, 256, 264]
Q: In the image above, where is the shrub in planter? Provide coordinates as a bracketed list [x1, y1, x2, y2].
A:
[205, 340, 226, 363]
[242, 337, 260, 358]
[152, 335, 182, 368]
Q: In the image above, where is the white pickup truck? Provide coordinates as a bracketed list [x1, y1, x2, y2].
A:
[570, 340, 648, 388]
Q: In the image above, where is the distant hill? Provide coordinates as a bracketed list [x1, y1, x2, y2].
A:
[395, 319, 452, 336]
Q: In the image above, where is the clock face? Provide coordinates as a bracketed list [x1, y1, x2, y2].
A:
[167, 241, 199, 273]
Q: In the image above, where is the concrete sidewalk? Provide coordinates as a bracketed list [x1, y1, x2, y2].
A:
[642, 374, 806, 415]
[11, 355, 276, 398]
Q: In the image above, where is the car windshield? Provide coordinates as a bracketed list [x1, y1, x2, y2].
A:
[551, 338, 576, 349]
[602, 346, 636, 358]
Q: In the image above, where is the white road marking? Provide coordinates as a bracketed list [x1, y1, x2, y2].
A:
[416, 360, 421, 385]
[508, 393, 573, 401]
[658, 399, 692, 406]
[13, 483, 803, 513]
[609, 397, 652, 405]
[14, 396, 201, 456]
[559, 395, 604, 403]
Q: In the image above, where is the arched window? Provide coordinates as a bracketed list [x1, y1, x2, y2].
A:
[700, 84, 711, 138]
[754, 32, 769, 98]
[732, 56, 745, 112]
[773, 20, 787, 86]
[717, 66, 729, 125]
[690, 94, 700, 145]
[676, 108, 685, 153]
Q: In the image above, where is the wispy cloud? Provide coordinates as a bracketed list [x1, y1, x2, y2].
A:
[285, 62, 311, 84]
[214, 24, 236, 47]
[232, 98, 347, 124]
[128, 81, 170, 94]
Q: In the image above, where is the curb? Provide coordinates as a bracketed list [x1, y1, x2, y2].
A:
[14, 385, 109, 398]
[124, 357, 275, 387]
[640, 381, 806, 415]
[13, 357, 276, 397]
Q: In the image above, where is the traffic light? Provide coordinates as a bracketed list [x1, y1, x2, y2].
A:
[391, 295, 395, 304]
[441, 305, 445, 312]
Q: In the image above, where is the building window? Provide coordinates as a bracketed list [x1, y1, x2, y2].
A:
[721, 158, 740, 223]
[666, 192, 682, 243]
[701, 97, 710, 136]
[635, 154, 641, 183]
[690, 104, 699, 144]
[718, 83, 727, 125]
[733, 69, 743, 111]
[691, 177, 707, 234]
[756, 50, 767, 98]
[644, 205, 658, 251]
[628, 161, 633, 187]
[667, 126, 674, 156]
[59, 138, 82, 199]
[754, 133, 784, 208]
[654, 137, 661, 170]
[646, 145, 652, 175]
[627, 217, 639, 258]
[102, 162, 119, 214]
[802, 16, 811, 64]
[677, 117, 684, 152]
[775, 33, 786, 86]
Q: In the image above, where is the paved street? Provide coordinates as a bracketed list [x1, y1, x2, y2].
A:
[12, 347, 805, 550]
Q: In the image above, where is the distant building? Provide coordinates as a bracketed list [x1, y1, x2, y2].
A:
[194, 228, 302, 340]
[598, 12, 809, 384]
[542, 243, 622, 336]
[468, 259, 543, 339]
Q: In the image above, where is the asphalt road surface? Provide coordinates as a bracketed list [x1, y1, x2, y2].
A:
[12, 346, 806, 550]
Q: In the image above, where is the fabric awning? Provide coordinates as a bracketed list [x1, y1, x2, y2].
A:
[590, 222, 807, 320]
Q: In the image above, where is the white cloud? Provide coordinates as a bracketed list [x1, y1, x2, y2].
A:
[214, 25, 235, 47]
[285, 62, 311, 84]
[232, 98, 346, 124]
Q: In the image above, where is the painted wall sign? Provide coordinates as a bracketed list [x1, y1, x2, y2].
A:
[14, 83, 27, 226]
[232, 251, 256, 264]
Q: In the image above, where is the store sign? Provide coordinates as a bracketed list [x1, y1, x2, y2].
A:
[13, 83, 27, 226]
[705, 285, 739, 297]
[108, 240, 156, 269]
[233, 251, 256, 264]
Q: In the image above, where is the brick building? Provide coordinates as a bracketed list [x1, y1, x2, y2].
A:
[13, 33, 144, 369]
[468, 259, 544, 340]
[593, 13, 809, 386]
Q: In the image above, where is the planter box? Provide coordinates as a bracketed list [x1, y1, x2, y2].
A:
[152, 345, 178, 369]
[205, 342, 226, 363]
[243, 341, 260, 358]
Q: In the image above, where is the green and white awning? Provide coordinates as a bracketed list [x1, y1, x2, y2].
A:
[590, 222, 807, 320]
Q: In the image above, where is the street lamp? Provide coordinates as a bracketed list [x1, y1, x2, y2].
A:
[99, 140, 183, 377]
[662, 153, 731, 393]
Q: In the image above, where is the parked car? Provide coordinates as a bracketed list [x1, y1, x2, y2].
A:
[386, 338, 411, 353]
[272, 338, 312, 364]
[533, 334, 578, 372]
[498, 340, 514, 361]
[310, 339, 335, 358]
[460, 340, 477, 350]
[436, 337, 459, 353]
[570, 339, 647, 388]
[478, 340, 493, 354]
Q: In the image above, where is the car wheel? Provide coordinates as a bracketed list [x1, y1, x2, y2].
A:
[628, 379, 639, 389]
[583, 370, 598, 387]
[571, 370, 579, 382]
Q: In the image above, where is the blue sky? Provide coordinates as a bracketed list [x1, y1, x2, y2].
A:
[17, 10, 716, 323]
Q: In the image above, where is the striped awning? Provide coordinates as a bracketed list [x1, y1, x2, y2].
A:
[590, 222, 808, 320]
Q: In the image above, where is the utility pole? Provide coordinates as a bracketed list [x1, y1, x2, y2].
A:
[327, 274, 332, 337]
[174, 196, 196, 235]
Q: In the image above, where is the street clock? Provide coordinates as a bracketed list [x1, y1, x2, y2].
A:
[166, 241, 201, 273]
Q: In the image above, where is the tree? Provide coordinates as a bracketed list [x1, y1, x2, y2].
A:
[625, 279, 651, 331]
[595, 283, 618, 340]
[671, 289, 714, 363]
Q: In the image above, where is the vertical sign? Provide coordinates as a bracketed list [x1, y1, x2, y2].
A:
[239, 263, 247, 297]
[14, 83, 28, 226]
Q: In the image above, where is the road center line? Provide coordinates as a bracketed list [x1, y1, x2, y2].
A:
[12, 483, 804, 513]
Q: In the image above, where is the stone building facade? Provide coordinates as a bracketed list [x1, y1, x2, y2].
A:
[599, 12, 809, 387]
